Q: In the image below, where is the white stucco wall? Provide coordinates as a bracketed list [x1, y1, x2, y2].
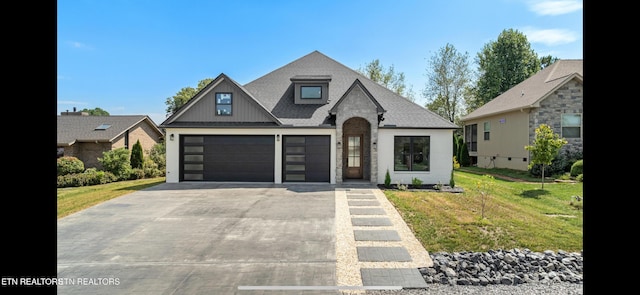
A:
[377, 128, 453, 185]
[164, 128, 337, 184]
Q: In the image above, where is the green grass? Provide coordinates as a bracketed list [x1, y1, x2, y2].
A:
[57, 177, 165, 219]
[385, 169, 583, 253]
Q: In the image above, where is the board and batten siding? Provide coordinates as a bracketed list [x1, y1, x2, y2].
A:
[174, 79, 275, 123]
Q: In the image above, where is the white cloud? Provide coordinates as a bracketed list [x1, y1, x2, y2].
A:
[527, 0, 582, 16]
[522, 27, 579, 46]
[66, 41, 93, 49]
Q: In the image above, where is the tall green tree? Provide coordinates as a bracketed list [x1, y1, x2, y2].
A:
[130, 139, 144, 169]
[165, 78, 213, 116]
[80, 107, 110, 116]
[423, 43, 473, 124]
[525, 124, 568, 189]
[470, 29, 541, 111]
[358, 59, 415, 101]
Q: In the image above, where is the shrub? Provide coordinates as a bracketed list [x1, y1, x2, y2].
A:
[57, 170, 117, 188]
[149, 141, 166, 171]
[143, 158, 163, 178]
[459, 142, 471, 167]
[98, 148, 132, 180]
[130, 140, 144, 169]
[576, 174, 583, 182]
[570, 159, 583, 177]
[57, 156, 84, 176]
[411, 177, 423, 187]
[529, 150, 582, 178]
[384, 169, 391, 188]
[449, 169, 455, 188]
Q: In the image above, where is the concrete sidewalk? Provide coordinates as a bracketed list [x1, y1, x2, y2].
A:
[57, 182, 431, 294]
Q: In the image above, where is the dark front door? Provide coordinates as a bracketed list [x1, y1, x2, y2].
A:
[344, 135, 363, 179]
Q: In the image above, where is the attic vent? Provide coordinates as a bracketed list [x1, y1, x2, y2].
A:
[95, 124, 111, 130]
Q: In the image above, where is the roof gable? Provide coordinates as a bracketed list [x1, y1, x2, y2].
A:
[329, 79, 385, 115]
[462, 59, 583, 121]
[161, 73, 282, 126]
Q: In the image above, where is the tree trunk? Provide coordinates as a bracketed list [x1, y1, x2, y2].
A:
[541, 165, 545, 189]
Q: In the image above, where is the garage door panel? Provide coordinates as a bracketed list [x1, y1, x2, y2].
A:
[182, 135, 274, 182]
[282, 135, 330, 182]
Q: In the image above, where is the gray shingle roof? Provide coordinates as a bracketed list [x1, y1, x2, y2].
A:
[57, 115, 162, 146]
[242, 50, 457, 129]
[161, 51, 457, 129]
[461, 59, 583, 121]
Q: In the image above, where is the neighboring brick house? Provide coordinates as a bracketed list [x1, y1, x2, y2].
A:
[57, 111, 164, 169]
[160, 51, 459, 184]
[460, 59, 583, 171]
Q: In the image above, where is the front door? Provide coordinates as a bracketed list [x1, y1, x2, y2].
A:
[345, 135, 363, 179]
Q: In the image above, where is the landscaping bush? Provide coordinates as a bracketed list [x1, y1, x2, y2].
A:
[57, 156, 84, 176]
[143, 158, 164, 178]
[411, 177, 423, 187]
[98, 148, 132, 180]
[529, 150, 583, 178]
[570, 159, 583, 177]
[384, 169, 391, 188]
[57, 169, 117, 188]
[149, 141, 166, 171]
[130, 140, 144, 169]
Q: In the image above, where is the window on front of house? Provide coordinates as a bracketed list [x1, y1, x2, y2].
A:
[562, 114, 581, 138]
[300, 86, 322, 99]
[483, 121, 490, 140]
[215, 93, 232, 116]
[394, 136, 430, 171]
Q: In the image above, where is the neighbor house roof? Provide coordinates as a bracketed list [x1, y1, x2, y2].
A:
[461, 59, 583, 121]
[161, 50, 458, 129]
[57, 115, 163, 146]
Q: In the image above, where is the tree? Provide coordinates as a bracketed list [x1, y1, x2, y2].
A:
[80, 107, 110, 116]
[165, 78, 214, 116]
[130, 139, 144, 169]
[423, 43, 473, 124]
[539, 55, 559, 69]
[358, 59, 415, 101]
[525, 124, 568, 189]
[471, 29, 541, 111]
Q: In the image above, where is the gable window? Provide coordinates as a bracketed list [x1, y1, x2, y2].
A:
[215, 93, 232, 116]
[300, 86, 322, 99]
[483, 121, 490, 140]
[394, 136, 430, 171]
[562, 114, 581, 138]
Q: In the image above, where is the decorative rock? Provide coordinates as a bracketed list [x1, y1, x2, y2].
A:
[418, 248, 583, 286]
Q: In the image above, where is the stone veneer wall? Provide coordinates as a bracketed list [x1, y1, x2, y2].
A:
[529, 79, 583, 155]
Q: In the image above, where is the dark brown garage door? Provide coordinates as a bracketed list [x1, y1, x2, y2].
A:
[282, 135, 330, 182]
[181, 135, 275, 182]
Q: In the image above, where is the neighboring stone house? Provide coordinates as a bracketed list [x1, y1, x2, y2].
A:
[160, 50, 459, 184]
[57, 111, 164, 169]
[460, 59, 583, 171]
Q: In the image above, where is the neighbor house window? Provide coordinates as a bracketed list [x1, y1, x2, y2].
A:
[394, 136, 430, 171]
[483, 121, 490, 140]
[465, 124, 477, 152]
[300, 86, 322, 99]
[215, 93, 232, 116]
[562, 114, 581, 138]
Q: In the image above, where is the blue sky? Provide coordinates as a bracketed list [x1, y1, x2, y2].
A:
[57, 0, 583, 125]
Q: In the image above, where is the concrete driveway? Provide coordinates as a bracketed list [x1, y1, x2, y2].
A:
[57, 183, 338, 295]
